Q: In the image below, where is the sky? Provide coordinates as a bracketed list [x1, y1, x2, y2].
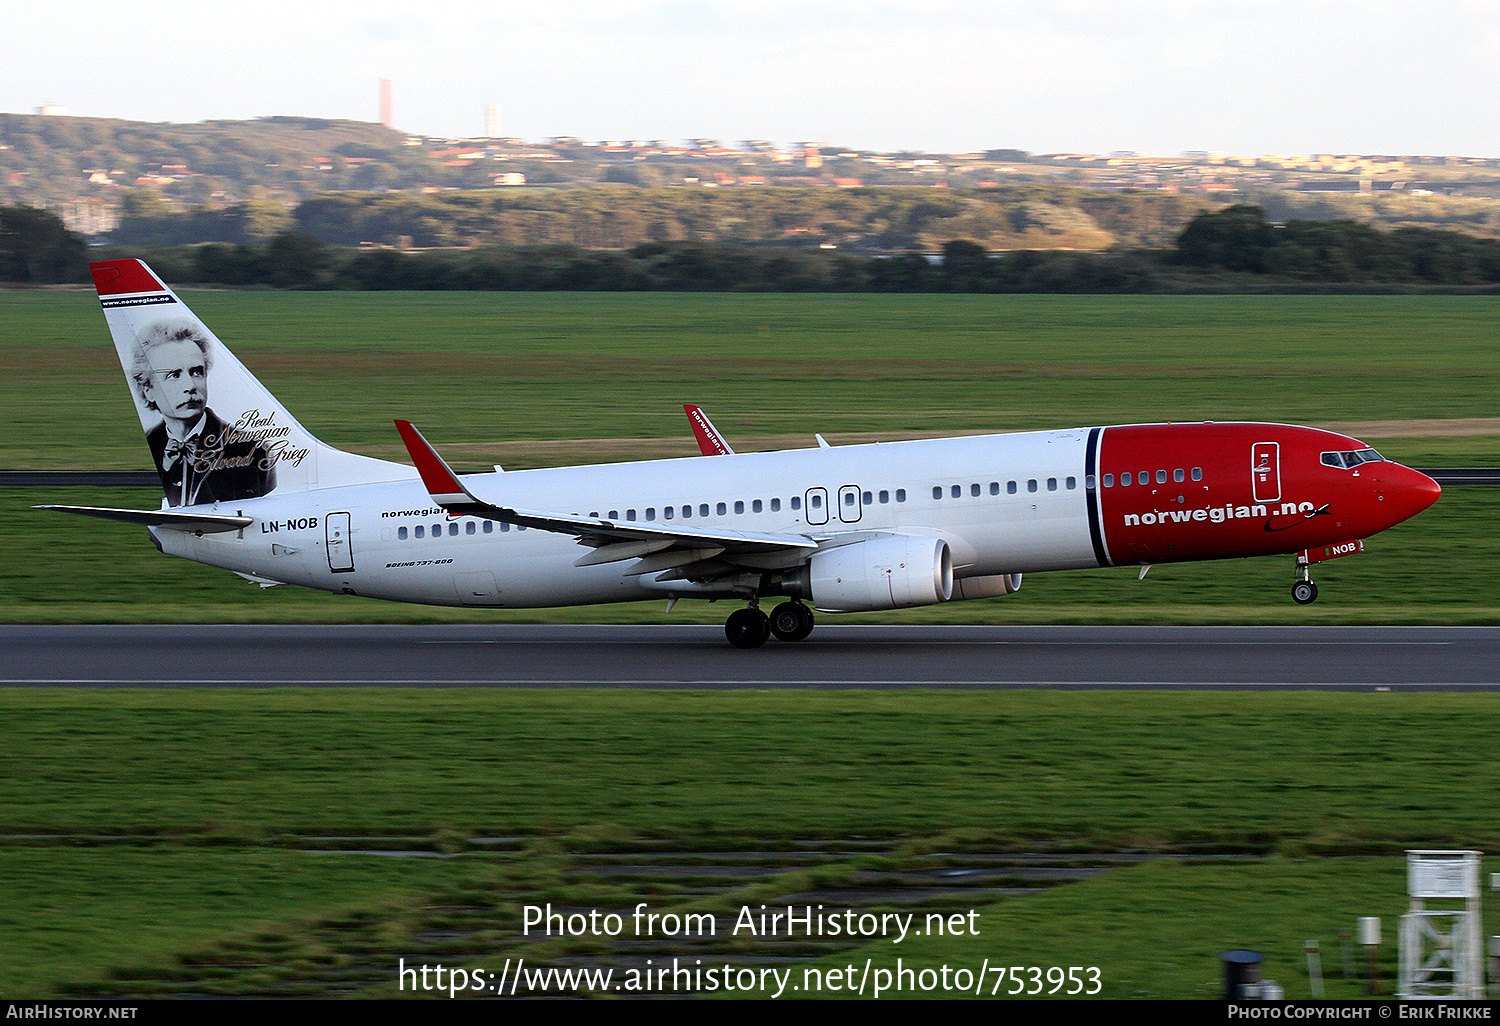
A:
[5, 0, 1500, 157]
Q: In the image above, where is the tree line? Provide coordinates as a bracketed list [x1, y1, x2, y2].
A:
[111, 184, 1208, 253]
[1174, 205, 1500, 284]
[9, 203, 1500, 290]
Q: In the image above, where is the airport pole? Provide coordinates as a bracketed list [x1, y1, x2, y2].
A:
[1305, 940, 1323, 998]
[1358, 917, 1381, 996]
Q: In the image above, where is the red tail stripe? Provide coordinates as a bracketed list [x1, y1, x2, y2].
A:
[89, 259, 166, 296]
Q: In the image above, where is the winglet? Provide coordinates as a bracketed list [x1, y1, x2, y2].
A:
[683, 404, 735, 456]
[394, 420, 480, 507]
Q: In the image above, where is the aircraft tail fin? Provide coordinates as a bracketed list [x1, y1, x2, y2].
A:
[89, 259, 415, 507]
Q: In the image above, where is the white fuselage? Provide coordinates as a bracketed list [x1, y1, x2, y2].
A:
[158, 429, 1097, 608]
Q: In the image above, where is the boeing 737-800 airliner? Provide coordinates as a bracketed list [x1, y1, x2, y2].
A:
[41, 259, 1442, 648]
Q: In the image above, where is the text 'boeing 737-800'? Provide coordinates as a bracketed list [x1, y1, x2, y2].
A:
[39, 259, 1442, 648]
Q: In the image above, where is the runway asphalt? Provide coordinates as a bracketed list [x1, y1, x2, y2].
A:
[1, 624, 1496, 689]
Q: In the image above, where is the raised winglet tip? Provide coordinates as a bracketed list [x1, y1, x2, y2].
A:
[393, 419, 469, 501]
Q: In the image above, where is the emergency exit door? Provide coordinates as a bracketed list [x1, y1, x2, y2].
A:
[326, 511, 355, 572]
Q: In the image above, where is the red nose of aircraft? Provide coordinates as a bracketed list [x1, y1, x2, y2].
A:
[1374, 463, 1442, 528]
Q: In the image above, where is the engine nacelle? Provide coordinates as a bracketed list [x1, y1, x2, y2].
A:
[810, 535, 953, 612]
[952, 573, 1023, 601]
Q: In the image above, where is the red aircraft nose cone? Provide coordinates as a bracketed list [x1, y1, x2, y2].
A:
[1378, 464, 1442, 526]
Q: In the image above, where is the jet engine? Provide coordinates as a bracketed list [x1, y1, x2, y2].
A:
[809, 535, 953, 612]
[952, 573, 1023, 600]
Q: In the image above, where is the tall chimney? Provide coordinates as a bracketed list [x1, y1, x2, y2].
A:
[380, 77, 394, 128]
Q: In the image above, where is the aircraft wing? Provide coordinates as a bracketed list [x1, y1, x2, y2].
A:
[394, 421, 817, 573]
[35, 505, 253, 533]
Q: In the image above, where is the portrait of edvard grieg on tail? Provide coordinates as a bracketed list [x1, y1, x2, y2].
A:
[129, 319, 276, 506]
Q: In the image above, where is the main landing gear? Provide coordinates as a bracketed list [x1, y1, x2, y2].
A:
[769, 600, 815, 642]
[724, 600, 815, 648]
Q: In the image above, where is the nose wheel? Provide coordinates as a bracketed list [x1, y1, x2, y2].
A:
[1292, 575, 1319, 605]
[725, 606, 772, 649]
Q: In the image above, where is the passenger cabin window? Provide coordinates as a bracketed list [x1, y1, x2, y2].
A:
[1191, 468, 1203, 481]
[701, 504, 710, 517]
[398, 526, 408, 539]
[861, 492, 871, 505]
[717, 502, 727, 515]
[1173, 468, 1185, 483]
[879, 490, 889, 503]
[626, 509, 637, 521]
[735, 501, 746, 514]
[663, 506, 673, 520]
[752, 499, 763, 512]
[970, 483, 981, 496]
[1027, 479, 1037, 493]
[1047, 478, 1057, 491]
[1007, 481, 1017, 494]
[646, 508, 656, 521]
[1103, 474, 1114, 487]
[790, 497, 801, 511]
[483, 522, 493, 533]
[933, 486, 943, 500]
[1156, 470, 1167, 484]
[466, 522, 476, 535]
[895, 489, 906, 502]
[1067, 476, 1077, 490]
[989, 482, 999, 495]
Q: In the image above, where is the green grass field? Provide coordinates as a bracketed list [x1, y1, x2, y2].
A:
[5, 290, 1500, 469]
[1, 289, 1497, 998]
[1, 690, 1498, 998]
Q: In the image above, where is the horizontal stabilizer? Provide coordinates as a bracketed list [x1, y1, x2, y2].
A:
[35, 504, 252, 533]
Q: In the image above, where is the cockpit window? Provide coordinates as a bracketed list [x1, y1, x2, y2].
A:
[1321, 449, 1387, 469]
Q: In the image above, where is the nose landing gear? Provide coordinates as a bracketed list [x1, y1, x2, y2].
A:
[1292, 578, 1319, 605]
[1292, 557, 1319, 605]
